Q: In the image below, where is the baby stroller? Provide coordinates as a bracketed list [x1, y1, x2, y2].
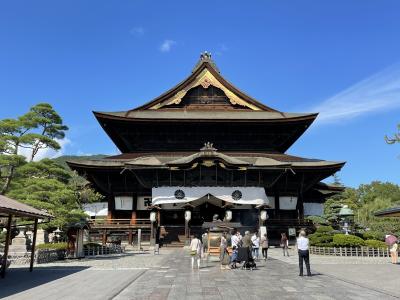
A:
[237, 247, 256, 270]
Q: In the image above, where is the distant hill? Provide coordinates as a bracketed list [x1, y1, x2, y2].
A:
[53, 154, 107, 170]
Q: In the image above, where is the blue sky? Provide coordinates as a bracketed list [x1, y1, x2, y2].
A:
[1, 1, 400, 187]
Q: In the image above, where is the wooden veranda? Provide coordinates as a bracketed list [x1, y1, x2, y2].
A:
[0, 195, 53, 278]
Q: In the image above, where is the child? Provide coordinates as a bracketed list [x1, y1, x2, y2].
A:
[230, 246, 238, 269]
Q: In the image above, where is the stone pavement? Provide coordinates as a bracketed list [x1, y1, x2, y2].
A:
[0, 248, 399, 300]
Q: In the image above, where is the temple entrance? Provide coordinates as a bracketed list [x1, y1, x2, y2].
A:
[191, 202, 225, 226]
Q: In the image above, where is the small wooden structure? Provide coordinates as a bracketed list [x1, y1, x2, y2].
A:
[0, 195, 52, 278]
[202, 221, 239, 256]
[375, 206, 400, 218]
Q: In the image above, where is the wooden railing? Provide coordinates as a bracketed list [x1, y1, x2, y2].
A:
[88, 219, 151, 229]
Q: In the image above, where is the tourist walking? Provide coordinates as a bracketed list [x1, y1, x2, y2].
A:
[260, 233, 269, 260]
[281, 232, 289, 256]
[190, 235, 202, 269]
[220, 232, 229, 269]
[297, 230, 311, 276]
[390, 242, 398, 264]
[251, 232, 260, 260]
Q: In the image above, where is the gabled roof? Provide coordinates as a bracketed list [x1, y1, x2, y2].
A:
[130, 52, 276, 112]
[0, 195, 53, 218]
[375, 206, 400, 217]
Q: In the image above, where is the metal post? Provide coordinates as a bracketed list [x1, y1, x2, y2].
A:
[137, 229, 141, 251]
[1, 214, 12, 278]
[29, 218, 38, 272]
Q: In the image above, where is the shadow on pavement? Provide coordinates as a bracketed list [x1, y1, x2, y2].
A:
[0, 266, 89, 298]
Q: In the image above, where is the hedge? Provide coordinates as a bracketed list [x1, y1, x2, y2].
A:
[364, 239, 388, 249]
[36, 242, 68, 250]
[333, 234, 365, 247]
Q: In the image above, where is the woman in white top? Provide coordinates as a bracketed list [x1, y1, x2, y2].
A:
[296, 230, 311, 276]
[251, 233, 260, 260]
[390, 242, 398, 264]
[190, 236, 202, 269]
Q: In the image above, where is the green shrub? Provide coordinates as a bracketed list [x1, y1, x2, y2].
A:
[364, 239, 388, 249]
[309, 232, 333, 246]
[36, 242, 68, 250]
[306, 216, 329, 226]
[362, 231, 385, 241]
[308, 226, 336, 247]
[83, 242, 101, 249]
[333, 234, 365, 247]
[315, 225, 335, 233]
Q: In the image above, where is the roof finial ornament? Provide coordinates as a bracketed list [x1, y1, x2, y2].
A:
[201, 142, 217, 152]
[200, 51, 212, 61]
[192, 51, 220, 73]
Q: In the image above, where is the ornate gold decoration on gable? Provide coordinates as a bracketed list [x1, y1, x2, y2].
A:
[149, 69, 261, 110]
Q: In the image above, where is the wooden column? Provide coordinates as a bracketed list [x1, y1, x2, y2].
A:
[107, 210, 112, 224]
[1, 214, 12, 278]
[102, 230, 107, 245]
[130, 211, 137, 225]
[29, 218, 38, 272]
[128, 230, 133, 245]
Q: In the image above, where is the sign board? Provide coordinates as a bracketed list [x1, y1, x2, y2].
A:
[288, 228, 296, 237]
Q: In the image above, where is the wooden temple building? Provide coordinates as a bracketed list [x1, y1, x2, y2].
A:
[68, 52, 345, 245]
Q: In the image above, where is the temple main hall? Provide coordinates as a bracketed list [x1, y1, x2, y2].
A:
[68, 52, 345, 245]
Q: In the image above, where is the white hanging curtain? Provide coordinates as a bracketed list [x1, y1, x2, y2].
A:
[151, 186, 270, 206]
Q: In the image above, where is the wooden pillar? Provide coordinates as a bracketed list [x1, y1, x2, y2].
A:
[130, 211, 137, 225]
[128, 230, 133, 245]
[102, 230, 107, 245]
[107, 210, 112, 224]
[29, 218, 38, 272]
[1, 214, 12, 278]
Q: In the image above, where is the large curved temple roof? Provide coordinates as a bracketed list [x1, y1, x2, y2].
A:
[67, 149, 345, 172]
[93, 52, 319, 153]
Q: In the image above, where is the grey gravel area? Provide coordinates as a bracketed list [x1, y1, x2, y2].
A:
[0, 248, 399, 300]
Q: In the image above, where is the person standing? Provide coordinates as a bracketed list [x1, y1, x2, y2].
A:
[260, 233, 269, 261]
[220, 232, 229, 269]
[242, 231, 252, 248]
[390, 242, 398, 264]
[281, 232, 289, 256]
[231, 231, 239, 248]
[190, 235, 202, 269]
[251, 232, 260, 260]
[297, 230, 311, 276]
[202, 232, 208, 254]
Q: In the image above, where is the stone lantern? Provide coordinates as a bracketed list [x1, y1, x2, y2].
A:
[337, 205, 354, 235]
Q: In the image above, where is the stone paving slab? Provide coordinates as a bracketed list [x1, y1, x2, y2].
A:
[1, 248, 399, 299]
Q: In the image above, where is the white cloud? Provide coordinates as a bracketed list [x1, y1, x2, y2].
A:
[311, 63, 400, 124]
[130, 26, 145, 36]
[215, 44, 228, 56]
[18, 138, 71, 161]
[159, 40, 176, 52]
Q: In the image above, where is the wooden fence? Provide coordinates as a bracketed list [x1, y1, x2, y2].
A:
[309, 246, 392, 257]
[84, 244, 125, 257]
